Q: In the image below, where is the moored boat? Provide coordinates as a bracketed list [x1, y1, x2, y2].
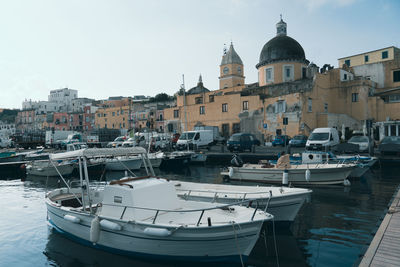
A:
[26, 160, 75, 177]
[222, 159, 355, 186]
[45, 147, 273, 263]
[171, 180, 312, 222]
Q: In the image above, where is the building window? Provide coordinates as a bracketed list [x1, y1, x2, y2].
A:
[209, 95, 214, 102]
[112, 112, 115, 116]
[365, 55, 369, 63]
[344, 73, 348, 80]
[324, 103, 328, 113]
[388, 95, 400, 103]
[121, 110, 124, 115]
[276, 101, 285, 113]
[173, 110, 179, 118]
[242, 101, 249, 111]
[199, 106, 205, 115]
[283, 65, 293, 81]
[302, 67, 307, 79]
[393, 70, 400, 82]
[266, 67, 274, 82]
[308, 98, 312, 112]
[345, 59, 351, 67]
[232, 123, 240, 134]
[237, 66, 242, 74]
[352, 93, 359, 102]
[195, 97, 203, 104]
[222, 103, 228, 112]
[382, 51, 388, 59]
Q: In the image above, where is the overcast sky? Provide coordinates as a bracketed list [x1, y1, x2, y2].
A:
[0, 0, 399, 109]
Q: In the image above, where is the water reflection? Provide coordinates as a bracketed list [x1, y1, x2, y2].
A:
[1, 162, 400, 267]
[44, 229, 168, 267]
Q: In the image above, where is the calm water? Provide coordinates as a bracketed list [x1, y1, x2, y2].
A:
[0, 164, 399, 267]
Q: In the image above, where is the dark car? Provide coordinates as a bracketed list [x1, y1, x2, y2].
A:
[272, 135, 290, 146]
[227, 133, 259, 152]
[378, 136, 400, 157]
[289, 135, 308, 147]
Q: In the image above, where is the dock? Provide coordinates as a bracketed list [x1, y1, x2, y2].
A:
[359, 186, 400, 266]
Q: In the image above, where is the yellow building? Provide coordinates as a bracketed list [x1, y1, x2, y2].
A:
[95, 106, 130, 130]
[164, 17, 400, 141]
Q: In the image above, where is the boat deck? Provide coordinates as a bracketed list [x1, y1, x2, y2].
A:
[359, 186, 400, 266]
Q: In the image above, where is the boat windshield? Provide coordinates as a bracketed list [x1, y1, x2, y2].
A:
[381, 136, 400, 145]
[180, 132, 196, 140]
[309, 132, 329, 141]
[349, 136, 368, 142]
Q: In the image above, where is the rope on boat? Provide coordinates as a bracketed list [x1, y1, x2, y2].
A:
[231, 222, 245, 267]
[272, 217, 280, 267]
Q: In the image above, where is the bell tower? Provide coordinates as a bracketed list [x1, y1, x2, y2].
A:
[219, 42, 245, 89]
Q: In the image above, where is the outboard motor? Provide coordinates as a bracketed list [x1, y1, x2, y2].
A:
[231, 154, 243, 167]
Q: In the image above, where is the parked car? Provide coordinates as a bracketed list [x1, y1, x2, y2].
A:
[106, 136, 127, 148]
[272, 135, 290, 146]
[306, 128, 340, 151]
[289, 135, 308, 147]
[347, 135, 374, 152]
[378, 136, 400, 157]
[227, 133, 258, 152]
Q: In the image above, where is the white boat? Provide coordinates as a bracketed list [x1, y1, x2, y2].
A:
[26, 160, 75, 177]
[171, 180, 312, 222]
[222, 162, 355, 186]
[295, 151, 377, 178]
[105, 156, 142, 171]
[145, 152, 164, 168]
[45, 147, 273, 263]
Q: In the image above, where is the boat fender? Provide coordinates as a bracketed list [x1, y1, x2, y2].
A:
[100, 219, 122, 231]
[64, 214, 80, 223]
[228, 167, 234, 178]
[143, 227, 172, 237]
[282, 170, 289, 185]
[343, 179, 351, 187]
[90, 216, 100, 244]
[305, 169, 311, 182]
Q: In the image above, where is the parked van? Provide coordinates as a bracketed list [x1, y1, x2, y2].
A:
[176, 130, 213, 150]
[306, 128, 339, 151]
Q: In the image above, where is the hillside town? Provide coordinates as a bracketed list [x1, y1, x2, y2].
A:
[1, 18, 399, 149]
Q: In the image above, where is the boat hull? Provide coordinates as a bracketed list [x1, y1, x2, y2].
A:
[178, 190, 309, 222]
[227, 164, 354, 185]
[27, 163, 74, 177]
[105, 158, 142, 171]
[46, 202, 262, 263]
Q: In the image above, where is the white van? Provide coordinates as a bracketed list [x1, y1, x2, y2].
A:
[176, 130, 213, 150]
[306, 127, 340, 151]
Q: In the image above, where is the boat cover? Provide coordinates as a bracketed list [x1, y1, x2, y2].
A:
[50, 147, 147, 160]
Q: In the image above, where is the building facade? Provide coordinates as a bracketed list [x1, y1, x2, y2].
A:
[164, 18, 400, 141]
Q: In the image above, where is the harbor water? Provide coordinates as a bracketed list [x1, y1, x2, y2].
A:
[0, 164, 399, 267]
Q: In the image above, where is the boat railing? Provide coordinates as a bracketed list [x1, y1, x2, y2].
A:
[176, 188, 272, 202]
[100, 198, 265, 225]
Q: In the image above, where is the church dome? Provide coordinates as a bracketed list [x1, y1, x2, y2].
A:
[186, 75, 210, 95]
[256, 18, 308, 68]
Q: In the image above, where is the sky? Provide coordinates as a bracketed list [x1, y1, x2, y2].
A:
[0, 0, 399, 109]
